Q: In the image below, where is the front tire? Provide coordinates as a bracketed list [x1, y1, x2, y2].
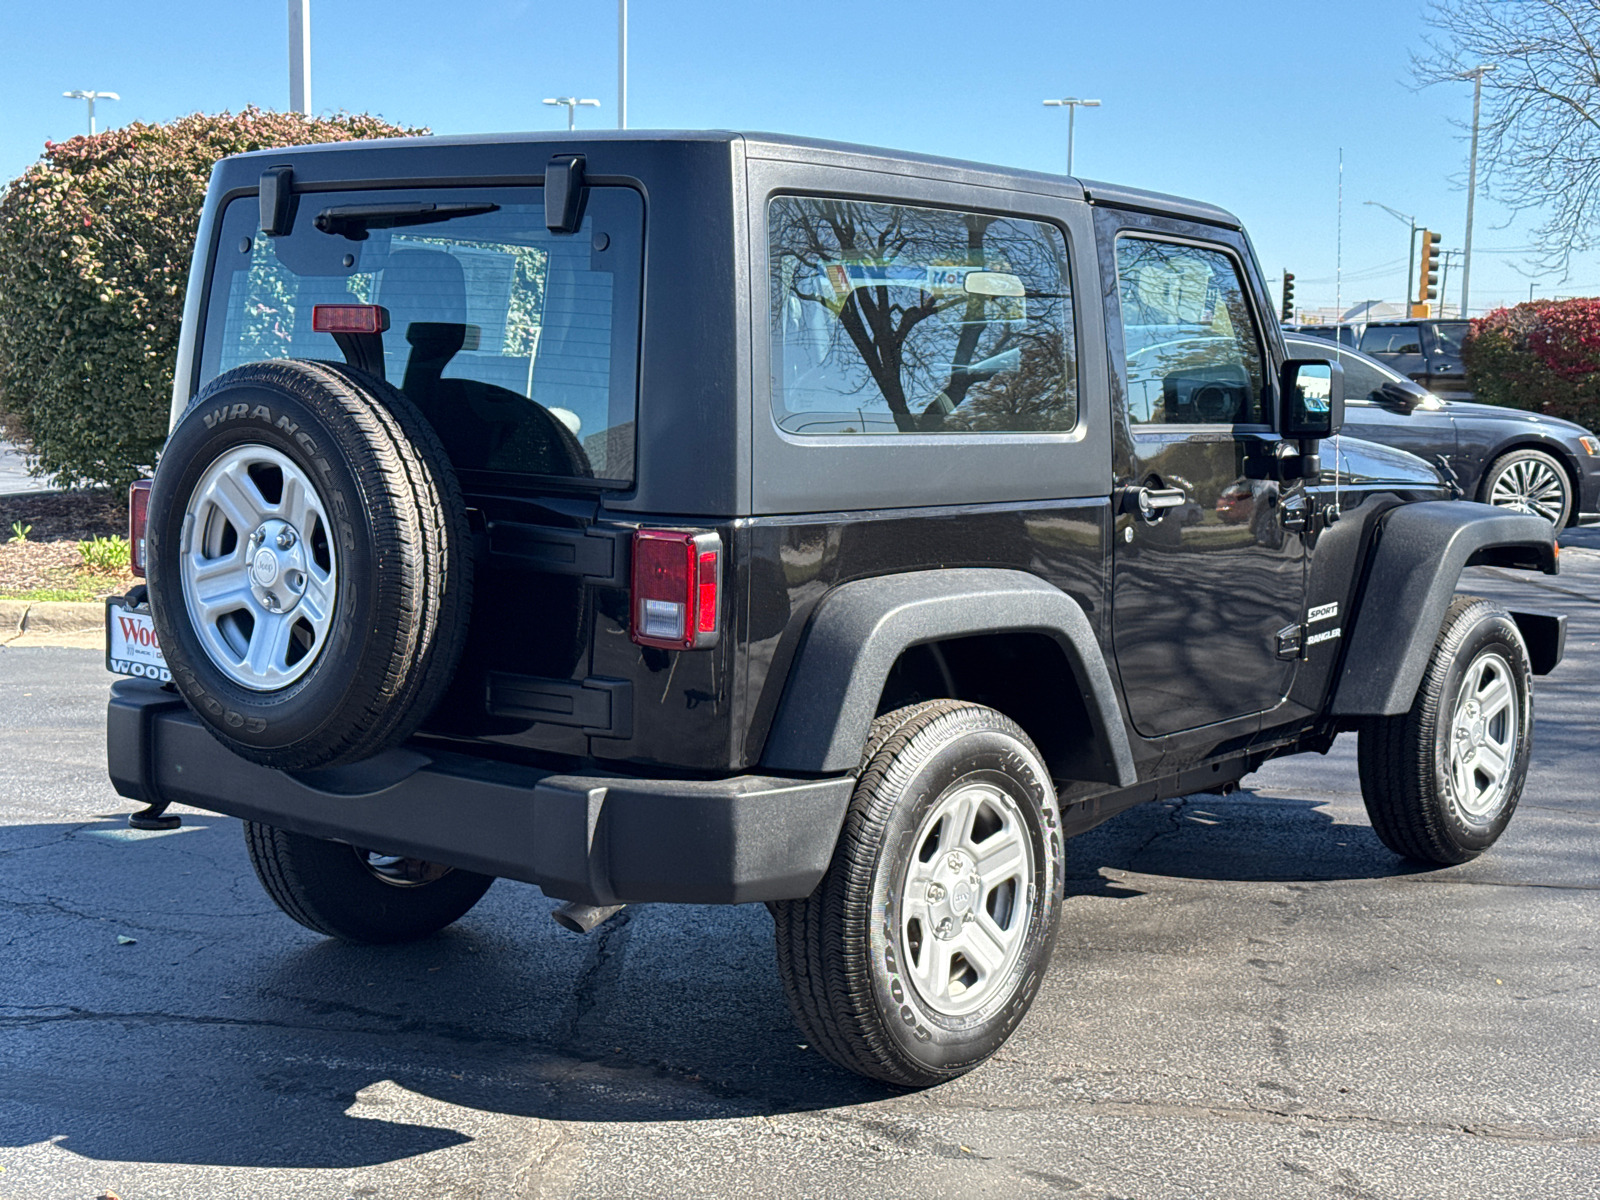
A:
[244, 822, 494, 943]
[1357, 596, 1533, 865]
[1481, 448, 1573, 528]
[770, 701, 1063, 1087]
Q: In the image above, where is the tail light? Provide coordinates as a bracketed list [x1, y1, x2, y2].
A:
[630, 529, 722, 650]
[129, 479, 152, 577]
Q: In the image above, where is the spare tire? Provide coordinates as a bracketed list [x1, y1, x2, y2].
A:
[146, 359, 472, 770]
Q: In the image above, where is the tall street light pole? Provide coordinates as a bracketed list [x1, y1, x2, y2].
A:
[1042, 97, 1101, 177]
[288, 0, 312, 115]
[1363, 200, 1418, 312]
[544, 97, 600, 131]
[618, 0, 627, 129]
[63, 90, 118, 136]
[1459, 63, 1496, 317]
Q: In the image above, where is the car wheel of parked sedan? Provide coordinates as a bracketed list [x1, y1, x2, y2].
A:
[769, 700, 1063, 1087]
[1480, 448, 1573, 528]
[1356, 596, 1533, 865]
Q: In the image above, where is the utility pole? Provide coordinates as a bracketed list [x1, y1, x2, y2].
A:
[1459, 64, 1496, 317]
[1042, 97, 1101, 176]
[544, 97, 600, 131]
[617, 0, 627, 129]
[62, 90, 118, 136]
[288, 0, 312, 115]
[1438, 248, 1460, 314]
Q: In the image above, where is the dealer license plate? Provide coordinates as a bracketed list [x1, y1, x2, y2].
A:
[106, 597, 171, 682]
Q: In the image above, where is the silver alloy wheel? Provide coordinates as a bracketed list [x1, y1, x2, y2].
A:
[357, 848, 454, 887]
[180, 444, 337, 691]
[1445, 649, 1519, 821]
[1488, 457, 1568, 524]
[898, 782, 1035, 1017]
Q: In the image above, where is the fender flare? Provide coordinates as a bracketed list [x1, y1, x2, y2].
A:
[1329, 501, 1558, 717]
[758, 568, 1137, 785]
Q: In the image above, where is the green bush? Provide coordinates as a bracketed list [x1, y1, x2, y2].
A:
[1463, 298, 1600, 431]
[78, 533, 130, 574]
[0, 108, 426, 491]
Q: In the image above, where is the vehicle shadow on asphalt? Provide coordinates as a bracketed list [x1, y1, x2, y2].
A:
[1062, 788, 1442, 885]
[0, 771, 1541, 1172]
[0, 815, 890, 1169]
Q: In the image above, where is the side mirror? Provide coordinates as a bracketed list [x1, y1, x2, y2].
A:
[1279, 358, 1344, 439]
[1377, 380, 1422, 412]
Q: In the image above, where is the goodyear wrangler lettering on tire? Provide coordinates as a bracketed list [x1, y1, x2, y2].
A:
[145, 359, 473, 771]
[770, 700, 1063, 1087]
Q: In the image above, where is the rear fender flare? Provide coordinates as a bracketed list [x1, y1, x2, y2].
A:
[758, 568, 1136, 785]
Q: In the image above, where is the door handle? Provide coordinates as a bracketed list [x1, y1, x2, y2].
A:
[1132, 486, 1187, 520]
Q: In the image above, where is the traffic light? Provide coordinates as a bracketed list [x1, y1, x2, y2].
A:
[1281, 270, 1295, 323]
[1415, 230, 1442, 316]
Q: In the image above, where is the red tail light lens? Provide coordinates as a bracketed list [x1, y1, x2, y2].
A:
[128, 479, 152, 577]
[311, 304, 390, 334]
[630, 529, 722, 650]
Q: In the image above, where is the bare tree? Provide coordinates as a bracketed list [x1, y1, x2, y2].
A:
[1415, 0, 1600, 277]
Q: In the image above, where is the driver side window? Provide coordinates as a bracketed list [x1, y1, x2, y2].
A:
[1115, 237, 1265, 425]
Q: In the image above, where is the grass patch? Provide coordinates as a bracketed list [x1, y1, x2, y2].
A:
[7, 584, 109, 603]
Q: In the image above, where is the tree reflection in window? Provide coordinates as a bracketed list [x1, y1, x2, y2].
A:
[769, 197, 1077, 435]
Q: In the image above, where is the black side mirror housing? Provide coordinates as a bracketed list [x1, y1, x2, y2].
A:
[1279, 358, 1344, 439]
[1377, 380, 1423, 412]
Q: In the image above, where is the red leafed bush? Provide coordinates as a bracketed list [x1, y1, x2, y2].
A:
[1464, 298, 1600, 431]
[0, 108, 426, 490]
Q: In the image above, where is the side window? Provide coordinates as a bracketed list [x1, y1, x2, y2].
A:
[767, 196, 1077, 435]
[1330, 349, 1394, 403]
[1359, 325, 1422, 355]
[1114, 237, 1266, 425]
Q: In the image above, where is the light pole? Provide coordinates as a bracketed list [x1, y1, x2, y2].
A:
[544, 97, 600, 131]
[1459, 63, 1496, 317]
[1363, 200, 1418, 313]
[288, 0, 311, 115]
[618, 0, 627, 129]
[1042, 97, 1101, 177]
[62, 90, 118, 136]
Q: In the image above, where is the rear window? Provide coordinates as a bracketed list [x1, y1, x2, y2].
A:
[200, 186, 643, 483]
[1359, 325, 1422, 356]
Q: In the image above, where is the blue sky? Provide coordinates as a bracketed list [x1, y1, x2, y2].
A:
[3, 0, 1595, 316]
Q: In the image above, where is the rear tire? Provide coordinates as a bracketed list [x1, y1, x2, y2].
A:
[244, 822, 494, 943]
[770, 701, 1063, 1087]
[1357, 596, 1533, 865]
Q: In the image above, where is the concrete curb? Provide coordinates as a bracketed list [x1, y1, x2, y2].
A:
[1, 598, 104, 644]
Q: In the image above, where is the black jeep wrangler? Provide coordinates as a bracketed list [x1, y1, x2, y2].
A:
[106, 132, 1565, 1087]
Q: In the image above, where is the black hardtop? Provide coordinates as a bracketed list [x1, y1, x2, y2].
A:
[209, 129, 1240, 228]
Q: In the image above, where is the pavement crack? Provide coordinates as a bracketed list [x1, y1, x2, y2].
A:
[1126, 796, 1189, 868]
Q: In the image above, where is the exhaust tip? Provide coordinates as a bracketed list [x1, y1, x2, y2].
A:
[551, 901, 626, 934]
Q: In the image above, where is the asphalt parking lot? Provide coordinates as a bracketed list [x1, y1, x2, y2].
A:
[1, 536, 1597, 1199]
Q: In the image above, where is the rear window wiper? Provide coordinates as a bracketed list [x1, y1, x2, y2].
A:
[313, 201, 500, 239]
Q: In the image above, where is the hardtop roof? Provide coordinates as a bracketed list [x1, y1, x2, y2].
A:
[215, 129, 1243, 230]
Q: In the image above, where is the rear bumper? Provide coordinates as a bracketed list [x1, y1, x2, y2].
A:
[107, 680, 851, 906]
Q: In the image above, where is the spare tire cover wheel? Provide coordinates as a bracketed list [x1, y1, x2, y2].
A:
[146, 359, 472, 771]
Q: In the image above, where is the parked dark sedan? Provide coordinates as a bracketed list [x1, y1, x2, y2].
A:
[1287, 334, 1600, 528]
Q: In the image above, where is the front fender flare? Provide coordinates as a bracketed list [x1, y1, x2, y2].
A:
[1330, 501, 1557, 717]
[758, 568, 1136, 785]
